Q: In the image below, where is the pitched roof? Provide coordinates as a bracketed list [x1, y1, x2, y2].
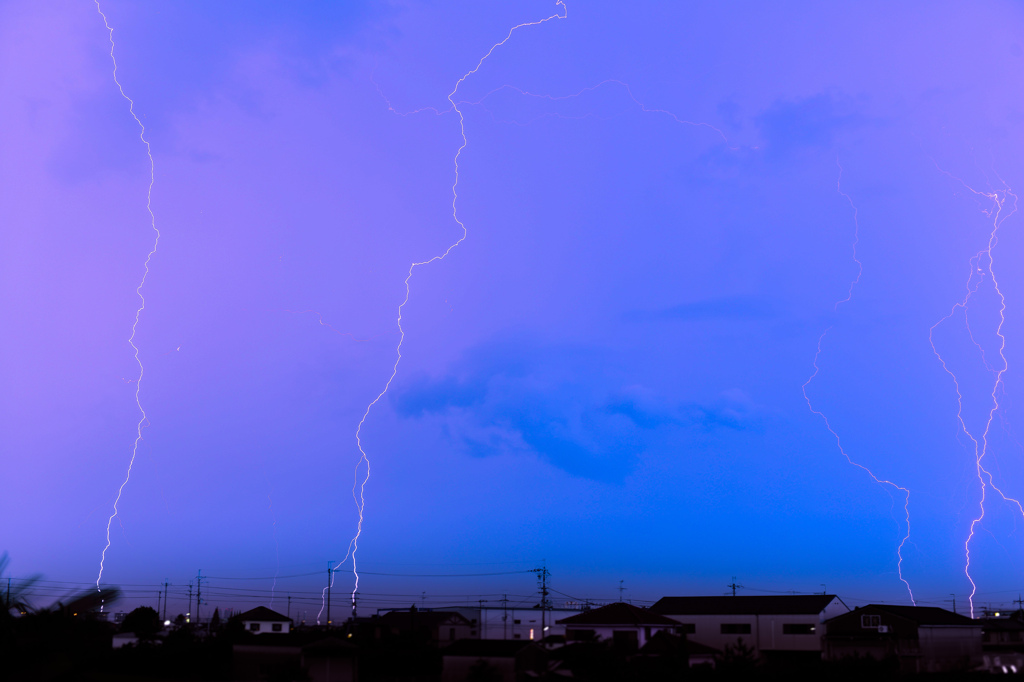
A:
[651, 595, 839, 616]
[379, 610, 472, 628]
[556, 602, 680, 626]
[640, 630, 720, 656]
[859, 605, 978, 627]
[238, 606, 291, 622]
[982, 617, 1024, 632]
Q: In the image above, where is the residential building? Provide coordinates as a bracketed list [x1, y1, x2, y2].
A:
[444, 605, 585, 640]
[639, 628, 720, 668]
[822, 604, 982, 673]
[556, 602, 685, 651]
[377, 607, 476, 644]
[651, 594, 848, 660]
[981, 613, 1024, 673]
[238, 606, 292, 635]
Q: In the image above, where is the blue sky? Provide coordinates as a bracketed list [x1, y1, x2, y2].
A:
[3, 0, 1024, 618]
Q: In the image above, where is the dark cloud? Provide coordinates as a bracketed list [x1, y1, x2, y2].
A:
[393, 340, 762, 483]
[757, 92, 866, 155]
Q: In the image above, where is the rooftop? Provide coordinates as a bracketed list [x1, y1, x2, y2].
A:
[651, 595, 840, 616]
[851, 605, 978, 627]
[238, 606, 291, 622]
[557, 602, 680, 627]
[379, 609, 473, 628]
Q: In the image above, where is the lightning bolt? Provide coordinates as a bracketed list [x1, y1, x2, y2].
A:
[376, 78, 729, 145]
[322, 1, 569, 620]
[928, 167, 1019, 618]
[802, 160, 916, 604]
[94, 1, 160, 589]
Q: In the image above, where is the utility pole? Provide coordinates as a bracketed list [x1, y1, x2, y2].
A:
[287, 595, 291, 620]
[326, 561, 333, 626]
[533, 564, 550, 641]
[352, 591, 358, 619]
[195, 570, 202, 623]
[478, 599, 488, 639]
[162, 581, 169, 621]
[187, 581, 193, 623]
[7, 577, 10, 609]
[157, 590, 161, 615]
[501, 594, 509, 640]
[950, 594, 957, 615]
[618, 580, 625, 602]
[727, 577, 743, 597]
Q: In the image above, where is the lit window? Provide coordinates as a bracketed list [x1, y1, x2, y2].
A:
[529, 629, 535, 640]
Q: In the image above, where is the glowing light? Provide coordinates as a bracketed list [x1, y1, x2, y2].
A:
[802, 160, 915, 604]
[928, 165, 1019, 618]
[318, 1, 570, 621]
[94, 1, 160, 590]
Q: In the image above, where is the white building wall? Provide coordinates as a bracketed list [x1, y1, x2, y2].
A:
[446, 607, 583, 640]
[243, 619, 291, 634]
[666, 614, 823, 653]
[662, 597, 847, 655]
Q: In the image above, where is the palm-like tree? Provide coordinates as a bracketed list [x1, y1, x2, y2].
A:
[1, 552, 41, 617]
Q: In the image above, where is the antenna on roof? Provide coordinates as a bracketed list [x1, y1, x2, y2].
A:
[727, 577, 743, 597]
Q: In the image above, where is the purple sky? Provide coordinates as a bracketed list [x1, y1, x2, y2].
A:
[4, 0, 1024, 619]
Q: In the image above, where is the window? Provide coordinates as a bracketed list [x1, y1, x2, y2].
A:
[613, 630, 639, 651]
[513, 634, 521, 639]
[271, 623, 283, 632]
[513, 619, 521, 625]
[566, 629, 596, 641]
[249, 623, 261, 631]
[529, 629, 535, 640]
[449, 627, 456, 641]
[678, 623, 696, 634]
[782, 623, 815, 635]
[861, 615, 881, 629]
[470, 630, 477, 636]
[721, 623, 751, 635]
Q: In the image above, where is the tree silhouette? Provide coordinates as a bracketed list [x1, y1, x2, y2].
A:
[0, 552, 40, 617]
[121, 606, 161, 640]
